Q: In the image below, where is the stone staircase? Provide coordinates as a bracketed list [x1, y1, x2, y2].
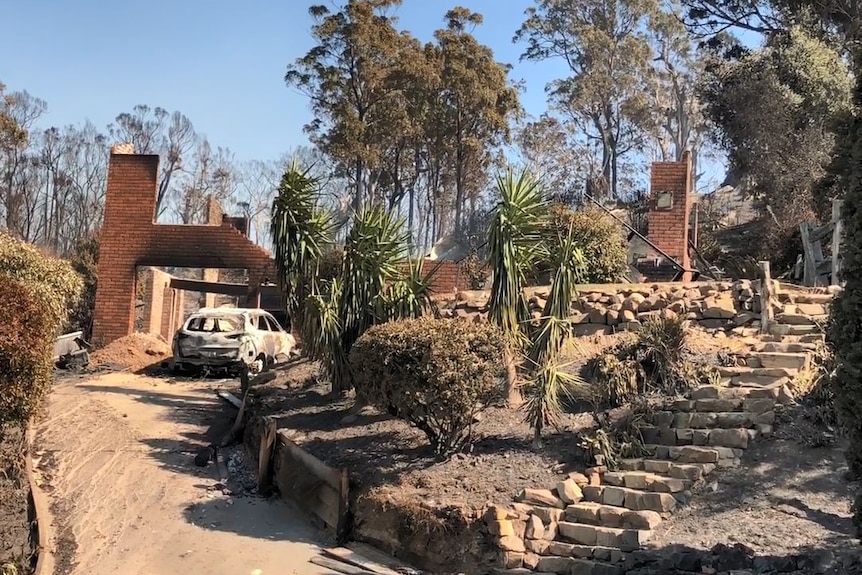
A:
[491, 330, 824, 575]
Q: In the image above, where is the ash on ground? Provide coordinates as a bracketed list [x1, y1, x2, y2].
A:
[204, 445, 259, 498]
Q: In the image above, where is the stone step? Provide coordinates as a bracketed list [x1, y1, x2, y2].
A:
[617, 459, 716, 482]
[499, 556, 625, 574]
[557, 521, 651, 551]
[746, 351, 810, 371]
[800, 333, 826, 344]
[717, 365, 798, 378]
[565, 501, 663, 529]
[650, 409, 775, 429]
[755, 341, 818, 353]
[639, 426, 752, 449]
[582, 484, 678, 513]
[600, 470, 690, 493]
[770, 323, 823, 336]
[523, 539, 629, 566]
[645, 444, 742, 468]
[688, 385, 781, 401]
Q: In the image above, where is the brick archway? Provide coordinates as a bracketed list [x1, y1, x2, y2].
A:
[92, 146, 275, 345]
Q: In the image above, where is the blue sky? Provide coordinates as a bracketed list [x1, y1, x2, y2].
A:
[1, 0, 559, 163]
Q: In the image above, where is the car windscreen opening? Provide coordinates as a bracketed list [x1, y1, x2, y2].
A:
[185, 316, 241, 333]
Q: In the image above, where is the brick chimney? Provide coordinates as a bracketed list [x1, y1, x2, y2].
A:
[111, 142, 135, 155]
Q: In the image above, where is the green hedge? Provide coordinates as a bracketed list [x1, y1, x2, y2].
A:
[0, 232, 83, 428]
[349, 317, 505, 456]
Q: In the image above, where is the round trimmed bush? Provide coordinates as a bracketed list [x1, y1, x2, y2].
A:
[349, 317, 505, 456]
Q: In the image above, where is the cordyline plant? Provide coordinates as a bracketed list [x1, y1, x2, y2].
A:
[487, 167, 550, 407]
[279, 199, 438, 394]
[523, 222, 588, 448]
[270, 162, 337, 329]
[486, 167, 590, 447]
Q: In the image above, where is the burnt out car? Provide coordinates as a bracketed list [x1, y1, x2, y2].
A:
[171, 307, 296, 375]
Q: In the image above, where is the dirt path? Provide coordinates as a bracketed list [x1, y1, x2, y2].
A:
[33, 372, 335, 575]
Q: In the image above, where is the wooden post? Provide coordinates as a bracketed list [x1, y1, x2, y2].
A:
[832, 198, 843, 285]
[799, 223, 817, 287]
[257, 416, 277, 496]
[759, 261, 774, 334]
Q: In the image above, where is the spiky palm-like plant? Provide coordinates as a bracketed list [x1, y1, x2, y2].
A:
[523, 223, 588, 448]
[487, 167, 550, 407]
[270, 162, 336, 326]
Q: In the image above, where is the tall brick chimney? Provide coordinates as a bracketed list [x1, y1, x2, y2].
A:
[647, 151, 693, 281]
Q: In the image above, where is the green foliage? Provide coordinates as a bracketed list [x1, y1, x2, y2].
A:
[0, 233, 82, 428]
[522, 222, 588, 447]
[515, 0, 657, 198]
[67, 232, 100, 340]
[271, 163, 336, 322]
[0, 278, 58, 428]
[0, 232, 83, 329]
[487, 167, 550, 346]
[547, 204, 629, 283]
[349, 317, 505, 456]
[586, 315, 719, 408]
[701, 27, 852, 268]
[297, 205, 437, 393]
[827, 52, 862, 495]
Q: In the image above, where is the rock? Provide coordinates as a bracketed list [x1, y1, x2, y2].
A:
[504, 551, 525, 569]
[525, 538, 550, 554]
[499, 535, 526, 553]
[486, 505, 520, 522]
[524, 552, 541, 570]
[557, 522, 598, 545]
[622, 293, 646, 312]
[708, 429, 749, 449]
[703, 296, 736, 319]
[556, 478, 584, 505]
[588, 307, 608, 324]
[606, 309, 620, 326]
[525, 515, 545, 540]
[517, 488, 565, 509]
[536, 556, 576, 573]
[622, 509, 662, 530]
[621, 309, 637, 322]
[489, 520, 516, 537]
[531, 506, 565, 524]
[568, 472, 589, 487]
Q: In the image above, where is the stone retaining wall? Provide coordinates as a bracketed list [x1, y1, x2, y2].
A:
[437, 281, 835, 336]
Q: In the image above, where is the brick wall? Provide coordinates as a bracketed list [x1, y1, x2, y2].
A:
[401, 259, 472, 293]
[92, 149, 277, 346]
[647, 152, 693, 282]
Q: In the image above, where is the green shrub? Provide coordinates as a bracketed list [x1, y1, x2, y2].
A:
[0, 232, 83, 328]
[547, 204, 628, 284]
[0, 233, 83, 428]
[349, 317, 506, 456]
[585, 316, 718, 408]
[0, 278, 56, 428]
[67, 232, 99, 340]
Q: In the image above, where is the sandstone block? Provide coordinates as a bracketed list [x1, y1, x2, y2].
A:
[556, 478, 584, 505]
[532, 506, 564, 524]
[622, 509, 662, 530]
[708, 428, 749, 449]
[602, 486, 628, 507]
[525, 538, 550, 554]
[558, 522, 598, 545]
[517, 488, 565, 509]
[695, 398, 743, 412]
[568, 472, 589, 487]
[525, 515, 545, 540]
[489, 520, 516, 537]
[499, 535, 526, 552]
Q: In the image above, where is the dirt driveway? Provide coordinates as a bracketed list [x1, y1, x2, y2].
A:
[33, 371, 335, 575]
